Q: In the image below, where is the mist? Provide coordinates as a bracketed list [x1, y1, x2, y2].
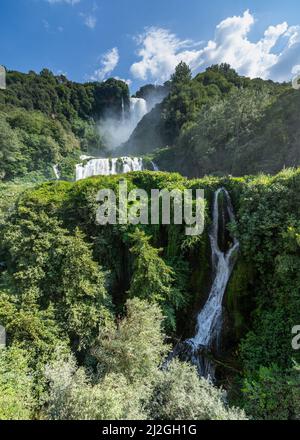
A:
[98, 97, 147, 150]
[98, 85, 169, 150]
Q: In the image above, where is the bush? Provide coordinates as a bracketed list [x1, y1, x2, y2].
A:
[146, 360, 247, 420]
[0, 345, 36, 420]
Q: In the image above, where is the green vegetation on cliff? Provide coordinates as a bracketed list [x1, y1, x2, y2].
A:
[1, 168, 300, 419]
[123, 63, 299, 178]
[0, 69, 130, 181]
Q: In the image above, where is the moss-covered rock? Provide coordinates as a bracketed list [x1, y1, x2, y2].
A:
[224, 259, 256, 344]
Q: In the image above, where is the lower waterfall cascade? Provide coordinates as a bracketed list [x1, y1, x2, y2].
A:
[166, 188, 240, 379]
[75, 156, 143, 181]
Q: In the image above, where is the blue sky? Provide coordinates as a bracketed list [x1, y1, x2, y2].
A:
[1, 0, 300, 92]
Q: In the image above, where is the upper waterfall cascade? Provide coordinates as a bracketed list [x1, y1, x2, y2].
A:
[99, 96, 148, 149]
[52, 164, 60, 180]
[75, 97, 156, 180]
[76, 156, 143, 181]
[129, 97, 148, 128]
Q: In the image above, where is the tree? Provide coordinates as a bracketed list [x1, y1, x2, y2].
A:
[43, 353, 247, 421]
[0, 116, 23, 179]
[0, 345, 36, 420]
[171, 62, 192, 88]
[128, 229, 185, 330]
[92, 298, 170, 382]
[2, 211, 112, 350]
[44, 353, 146, 420]
[242, 364, 300, 420]
[146, 360, 247, 420]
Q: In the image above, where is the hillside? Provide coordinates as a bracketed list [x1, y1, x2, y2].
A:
[122, 63, 299, 177]
[0, 69, 129, 181]
[1, 64, 299, 182]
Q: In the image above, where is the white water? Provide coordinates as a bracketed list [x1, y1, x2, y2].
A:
[52, 164, 60, 180]
[189, 188, 239, 352]
[99, 97, 148, 149]
[165, 188, 239, 378]
[151, 161, 159, 171]
[75, 156, 143, 181]
[130, 97, 148, 128]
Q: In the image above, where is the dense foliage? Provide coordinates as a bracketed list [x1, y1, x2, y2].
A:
[1, 62, 300, 421]
[1, 69, 129, 123]
[1, 168, 300, 419]
[0, 69, 131, 180]
[123, 63, 299, 178]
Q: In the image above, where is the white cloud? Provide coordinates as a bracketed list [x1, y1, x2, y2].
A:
[268, 25, 300, 81]
[130, 10, 300, 83]
[200, 10, 288, 79]
[90, 48, 120, 81]
[130, 27, 203, 82]
[46, 0, 80, 5]
[81, 13, 97, 29]
[292, 64, 300, 75]
[42, 20, 64, 34]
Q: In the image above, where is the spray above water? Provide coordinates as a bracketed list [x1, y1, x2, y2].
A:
[99, 97, 148, 149]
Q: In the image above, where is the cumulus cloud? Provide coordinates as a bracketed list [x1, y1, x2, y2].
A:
[130, 28, 203, 82]
[90, 48, 120, 81]
[130, 10, 300, 83]
[42, 19, 64, 34]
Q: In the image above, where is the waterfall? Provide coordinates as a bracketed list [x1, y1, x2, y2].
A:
[52, 164, 60, 180]
[151, 161, 159, 171]
[130, 97, 148, 128]
[166, 188, 239, 379]
[99, 97, 148, 149]
[121, 97, 125, 123]
[75, 156, 143, 181]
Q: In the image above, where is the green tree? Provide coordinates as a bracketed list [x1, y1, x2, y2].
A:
[44, 353, 146, 420]
[146, 360, 247, 420]
[242, 364, 300, 420]
[93, 298, 169, 381]
[2, 211, 111, 349]
[0, 116, 23, 179]
[171, 62, 192, 88]
[0, 345, 36, 420]
[128, 229, 185, 330]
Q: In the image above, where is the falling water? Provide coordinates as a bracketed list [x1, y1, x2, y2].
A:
[52, 164, 60, 180]
[75, 156, 143, 181]
[166, 188, 239, 378]
[151, 161, 159, 171]
[129, 97, 148, 128]
[121, 97, 125, 123]
[99, 97, 148, 149]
